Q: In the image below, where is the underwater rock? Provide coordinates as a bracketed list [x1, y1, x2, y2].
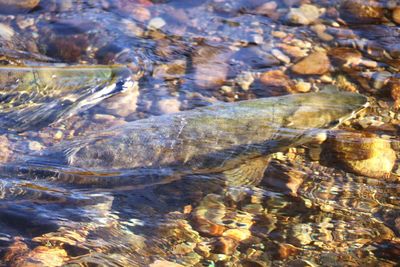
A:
[291, 51, 330, 75]
[327, 131, 396, 179]
[192, 194, 253, 237]
[287, 4, 325, 25]
[260, 70, 295, 93]
[0, 0, 40, 13]
[193, 45, 231, 89]
[393, 7, 400, 24]
[340, 0, 384, 24]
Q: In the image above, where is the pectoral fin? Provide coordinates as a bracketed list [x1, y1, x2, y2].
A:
[223, 156, 271, 186]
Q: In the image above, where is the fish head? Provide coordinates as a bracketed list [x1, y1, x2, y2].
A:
[284, 90, 369, 130]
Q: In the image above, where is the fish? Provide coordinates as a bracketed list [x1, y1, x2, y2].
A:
[24, 89, 368, 188]
[0, 65, 134, 132]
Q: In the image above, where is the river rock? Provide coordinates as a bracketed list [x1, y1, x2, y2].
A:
[157, 98, 181, 114]
[260, 70, 295, 93]
[193, 45, 231, 89]
[192, 194, 254, 237]
[291, 51, 330, 75]
[287, 4, 325, 25]
[278, 243, 300, 259]
[393, 7, 400, 24]
[390, 79, 400, 109]
[327, 131, 396, 179]
[328, 47, 362, 67]
[0, 0, 40, 13]
[340, 0, 384, 24]
[277, 43, 308, 59]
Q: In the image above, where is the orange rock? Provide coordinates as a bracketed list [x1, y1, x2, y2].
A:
[277, 43, 307, 59]
[195, 218, 226, 236]
[0, 0, 39, 13]
[393, 7, 400, 24]
[260, 70, 295, 93]
[291, 51, 330, 75]
[328, 131, 396, 179]
[222, 229, 251, 242]
[390, 79, 400, 109]
[278, 243, 299, 259]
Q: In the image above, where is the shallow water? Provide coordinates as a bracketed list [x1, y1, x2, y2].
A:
[0, 0, 399, 266]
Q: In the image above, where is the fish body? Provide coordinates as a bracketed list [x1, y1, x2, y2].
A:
[62, 90, 368, 186]
[0, 65, 134, 132]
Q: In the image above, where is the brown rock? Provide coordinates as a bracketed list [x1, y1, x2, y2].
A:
[340, 0, 384, 24]
[260, 70, 295, 93]
[46, 35, 89, 62]
[278, 243, 299, 259]
[393, 7, 400, 24]
[328, 47, 362, 67]
[0, 0, 40, 13]
[277, 43, 307, 59]
[3, 238, 30, 263]
[390, 79, 400, 109]
[328, 131, 396, 178]
[193, 45, 231, 88]
[291, 51, 330, 75]
[263, 163, 305, 196]
[212, 237, 238, 255]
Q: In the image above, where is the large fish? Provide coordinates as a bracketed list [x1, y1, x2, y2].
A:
[0, 65, 134, 132]
[25, 89, 368, 188]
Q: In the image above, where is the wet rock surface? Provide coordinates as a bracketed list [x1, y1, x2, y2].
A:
[326, 131, 397, 179]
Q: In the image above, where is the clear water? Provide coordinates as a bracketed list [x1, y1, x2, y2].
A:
[0, 0, 399, 266]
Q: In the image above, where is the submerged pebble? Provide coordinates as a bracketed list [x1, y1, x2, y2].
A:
[287, 4, 325, 25]
[291, 51, 330, 75]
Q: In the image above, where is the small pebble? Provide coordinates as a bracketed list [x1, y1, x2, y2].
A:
[292, 51, 331, 75]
